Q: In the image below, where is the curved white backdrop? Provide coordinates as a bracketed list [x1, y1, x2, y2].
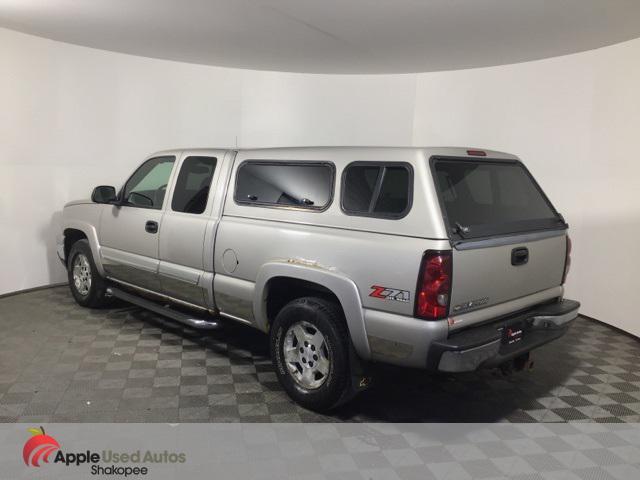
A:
[1, 28, 638, 336]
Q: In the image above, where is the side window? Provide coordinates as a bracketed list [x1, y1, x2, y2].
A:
[123, 156, 175, 209]
[342, 163, 412, 218]
[171, 156, 217, 214]
[235, 162, 334, 210]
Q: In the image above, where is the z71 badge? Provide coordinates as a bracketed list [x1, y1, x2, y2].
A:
[369, 285, 410, 303]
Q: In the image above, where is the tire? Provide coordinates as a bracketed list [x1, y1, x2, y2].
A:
[270, 297, 351, 412]
[67, 239, 109, 308]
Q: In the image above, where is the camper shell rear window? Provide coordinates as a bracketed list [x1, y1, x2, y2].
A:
[431, 157, 566, 240]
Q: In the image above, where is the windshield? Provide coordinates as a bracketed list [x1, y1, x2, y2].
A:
[433, 159, 565, 239]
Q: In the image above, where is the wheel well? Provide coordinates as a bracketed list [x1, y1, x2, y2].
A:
[265, 277, 343, 326]
[63, 229, 88, 262]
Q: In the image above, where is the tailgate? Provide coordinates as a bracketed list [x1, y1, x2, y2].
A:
[450, 232, 566, 315]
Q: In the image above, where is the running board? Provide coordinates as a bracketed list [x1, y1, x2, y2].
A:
[106, 287, 220, 330]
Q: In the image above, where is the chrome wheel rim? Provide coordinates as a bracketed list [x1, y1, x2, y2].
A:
[72, 253, 91, 296]
[283, 321, 331, 390]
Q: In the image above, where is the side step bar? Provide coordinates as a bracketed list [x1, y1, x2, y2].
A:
[106, 287, 220, 330]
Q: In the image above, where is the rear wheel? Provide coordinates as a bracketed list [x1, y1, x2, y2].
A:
[270, 297, 351, 411]
[67, 239, 108, 308]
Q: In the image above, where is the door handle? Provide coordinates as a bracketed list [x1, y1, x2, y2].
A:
[511, 247, 529, 266]
[145, 221, 158, 234]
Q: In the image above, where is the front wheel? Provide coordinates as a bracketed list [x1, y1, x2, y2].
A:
[270, 297, 351, 411]
[67, 239, 109, 308]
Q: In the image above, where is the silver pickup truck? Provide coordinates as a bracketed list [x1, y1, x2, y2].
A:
[57, 147, 580, 411]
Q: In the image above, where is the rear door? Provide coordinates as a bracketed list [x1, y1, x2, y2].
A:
[432, 157, 568, 321]
[157, 150, 227, 308]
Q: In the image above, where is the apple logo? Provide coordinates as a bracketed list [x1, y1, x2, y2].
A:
[23, 426, 61, 467]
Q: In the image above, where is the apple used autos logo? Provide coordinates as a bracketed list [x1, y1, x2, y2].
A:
[23, 427, 61, 467]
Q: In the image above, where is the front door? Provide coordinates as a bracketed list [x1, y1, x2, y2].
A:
[100, 155, 176, 291]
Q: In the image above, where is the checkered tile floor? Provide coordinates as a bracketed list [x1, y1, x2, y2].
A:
[1, 286, 639, 423]
[190, 423, 640, 480]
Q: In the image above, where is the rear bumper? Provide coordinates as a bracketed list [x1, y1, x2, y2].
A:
[427, 299, 580, 372]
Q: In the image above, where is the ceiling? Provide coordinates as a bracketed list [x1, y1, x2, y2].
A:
[2, 0, 640, 74]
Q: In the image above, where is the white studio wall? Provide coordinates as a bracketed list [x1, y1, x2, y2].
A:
[239, 71, 416, 147]
[0, 28, 414, 299]
[1, 27, 638, 336]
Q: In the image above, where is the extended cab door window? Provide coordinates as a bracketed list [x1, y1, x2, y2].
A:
[171, 156, 217, 214]
[122, 156, 175, 209]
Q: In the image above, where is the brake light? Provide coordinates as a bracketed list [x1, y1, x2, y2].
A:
[415, 251, 452, 320]
[562, 235, 572, 284]
[467, 149, 487, 157]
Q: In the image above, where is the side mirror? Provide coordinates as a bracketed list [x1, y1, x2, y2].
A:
[91, 185, 117, 204]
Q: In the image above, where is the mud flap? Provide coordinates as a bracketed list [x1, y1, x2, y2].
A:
[331, 343, 373, 408]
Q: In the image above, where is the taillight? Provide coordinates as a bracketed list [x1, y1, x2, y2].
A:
[562, 235, 572, 284]
[415, 250, 452, 320]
